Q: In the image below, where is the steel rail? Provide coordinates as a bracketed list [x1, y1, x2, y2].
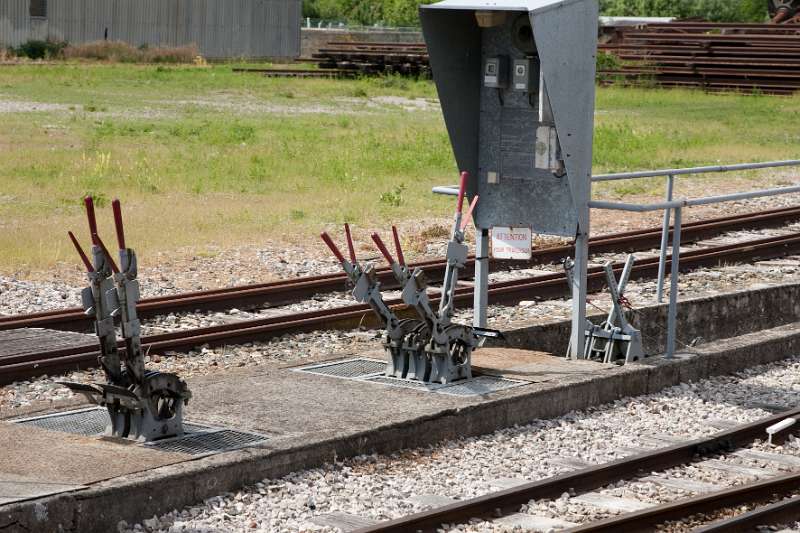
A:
[4, 230, 800, 384]
[4, 206, 800, 334]
[565, 473, 800, 533]
[693, 494, 800, 532]
[351, 408, 800, 533]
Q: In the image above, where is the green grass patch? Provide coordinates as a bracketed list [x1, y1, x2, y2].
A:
[0, 64, 798, 270]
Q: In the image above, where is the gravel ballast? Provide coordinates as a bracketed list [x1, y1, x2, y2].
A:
[119, 357, 800, 532]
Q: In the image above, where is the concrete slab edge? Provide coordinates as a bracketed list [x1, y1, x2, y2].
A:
[4, 321, 800, 532]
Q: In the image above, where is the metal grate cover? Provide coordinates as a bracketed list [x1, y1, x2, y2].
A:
[363, 375, 441, 391]
[146, 429, 268, 456]
[434, 376, 527, 397]
[363, 374, 527, 397]
[13, 407, 109, 436]
[295, 358, 386, 379]
[12, 408, 268, 456]
[296, 358, 529, 397]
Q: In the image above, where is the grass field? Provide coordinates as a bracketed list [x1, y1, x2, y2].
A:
[1, 63, 799, 271]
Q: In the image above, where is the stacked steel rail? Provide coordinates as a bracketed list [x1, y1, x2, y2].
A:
[352, 407, 800, 532]
[3, 206, 800, 334]
[311, 41, 430, 76]
[5, 224, 800, 384]
[231, 67, 357, 79]
[598, 21, 800, 94]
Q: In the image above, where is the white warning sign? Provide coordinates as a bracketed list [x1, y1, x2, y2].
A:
[491, 227, 532, 260]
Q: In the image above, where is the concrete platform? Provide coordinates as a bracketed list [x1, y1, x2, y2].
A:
[4, 283, 800, 532]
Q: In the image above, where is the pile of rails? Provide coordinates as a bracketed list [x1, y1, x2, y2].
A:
[311, 41, 430, 77]
[599, 21, 800, 94]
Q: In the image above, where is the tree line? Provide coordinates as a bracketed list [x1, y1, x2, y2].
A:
[303, 0, 768, 27]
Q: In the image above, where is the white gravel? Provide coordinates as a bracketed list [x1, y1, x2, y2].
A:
[123, 357, 800, 533]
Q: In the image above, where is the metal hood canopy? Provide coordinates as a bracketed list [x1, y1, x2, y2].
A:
[423, 0, 589, 15]
[420, 0, 598, 236]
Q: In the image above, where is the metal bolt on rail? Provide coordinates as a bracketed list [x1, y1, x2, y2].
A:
[59, 197, 192, 442]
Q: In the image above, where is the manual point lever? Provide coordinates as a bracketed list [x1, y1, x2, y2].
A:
[112, 198, 126, 251]
[371, 232, 396, 266]
[391, 226, 405, 267]
[68, 231, 95, 273]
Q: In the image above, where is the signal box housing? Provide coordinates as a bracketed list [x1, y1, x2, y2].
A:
[420, 0, 598, 238]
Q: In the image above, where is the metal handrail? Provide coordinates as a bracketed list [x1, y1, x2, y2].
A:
[432, 159, 800, 195]
[431, 158, 800, 362]
[591, 159, 800, 360]
[592, 159, 800, 182]
[588, 183, 800, 212]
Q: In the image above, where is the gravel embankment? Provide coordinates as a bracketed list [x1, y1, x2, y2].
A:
[121, 357, 800, 532]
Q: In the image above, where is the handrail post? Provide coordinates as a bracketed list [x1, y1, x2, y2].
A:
[656, 174, 675, 303]
[473, 228, 489, 328]
[666, 206, 682, 359]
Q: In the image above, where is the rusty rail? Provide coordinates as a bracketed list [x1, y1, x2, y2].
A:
[4, 228, 800, 384]
[3, 206, 800, 334]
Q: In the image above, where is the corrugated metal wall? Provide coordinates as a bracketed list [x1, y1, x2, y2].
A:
[0, 0, 301, 58]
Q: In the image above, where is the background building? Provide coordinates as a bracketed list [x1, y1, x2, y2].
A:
[0, 0, 301, 59]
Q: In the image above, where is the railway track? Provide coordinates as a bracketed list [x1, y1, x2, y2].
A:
[353, 407, 800, 532]
[3, 206, 800, 335]
[4, 225, 800, 385]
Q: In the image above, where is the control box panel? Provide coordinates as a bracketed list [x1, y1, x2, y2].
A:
[512, 58, 538, 92]
[420, 0, 598, 237]
[483, 56, 509, 88]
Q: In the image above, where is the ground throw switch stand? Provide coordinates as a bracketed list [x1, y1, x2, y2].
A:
[566, 254, 645, 364]
[59, 197, 192, 442]
[322, 172, 498, 385]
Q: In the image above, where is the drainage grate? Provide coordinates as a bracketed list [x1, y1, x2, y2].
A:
[12, 408, 268, 456]
[146, 429, 268, 456]
[295, 358, 386, 379]
[13, 407, 109, 437]
[13, 408, 211, 437]
[363, 375, 441, 391]
[362, 374, 528, 397]
[295, 358, 529, 397]
[434, 376, 527, 397]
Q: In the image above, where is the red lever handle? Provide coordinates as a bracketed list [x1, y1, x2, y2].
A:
[461, 195, 480, 231]
[344, 223, 357, 264]
[320, 232, 346, 264]
[391, 226, 405, 267]
[93, 233, 120, 274]
[456, 171, 469, 214]
[371, 233, 395, 265]
[112, 199, 126, 250]
[68, 231, 95, 273]
[84, 196, 99, 245]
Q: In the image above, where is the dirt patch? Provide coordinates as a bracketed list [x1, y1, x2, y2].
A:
[166, 96, 364, 116]
[0, 99, 69, 113]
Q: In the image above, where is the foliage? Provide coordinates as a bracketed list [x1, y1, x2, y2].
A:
[596, 51, 621, 72]
[14, 39, 67, 59]
[62, 41, 199, 63]
[380, 184, 407, 207]
[304, 0, 767, 25]
[599, 0, 766, 22]
[304, 0, 435, 26]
